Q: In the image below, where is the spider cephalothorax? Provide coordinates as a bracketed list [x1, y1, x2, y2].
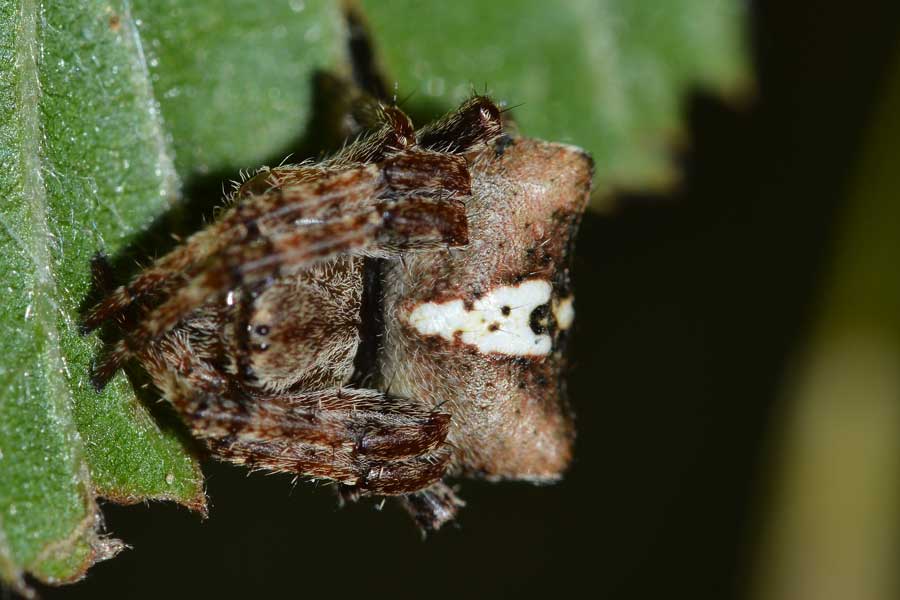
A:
[84, 95, 592, 531]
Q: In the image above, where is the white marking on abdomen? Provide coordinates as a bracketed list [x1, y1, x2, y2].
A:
[554, 296, 574, 330]
[406, 279, 552, 356]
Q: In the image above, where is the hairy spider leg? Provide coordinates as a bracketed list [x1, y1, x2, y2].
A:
[145, 341, 453, 495]
[395, 481, 466, 534]
[83, 164, 383, 333]
[83, 106, 418, 335]
[416, 96, 503, 154]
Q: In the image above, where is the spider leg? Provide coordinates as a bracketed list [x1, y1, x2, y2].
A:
[83, 147, 468, 337]
[200, 388, 453, 495]
[415, 95, 503, 154]
[82, 165, 380, 333]
[326, 105, 417, 166]
[91, 191, 468, 389]
[146, 344, 452, 495]
[81, 101, 427, 334]
[397, 481, 466, 533]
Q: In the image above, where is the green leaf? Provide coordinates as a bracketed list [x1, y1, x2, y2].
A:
[0, 0, 343, 589]
[358, 0, 749, 207]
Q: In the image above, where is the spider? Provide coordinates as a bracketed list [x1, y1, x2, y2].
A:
[83, 94, 593, 531]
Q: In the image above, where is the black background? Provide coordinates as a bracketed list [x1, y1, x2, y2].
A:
[40, 2, 900, 599]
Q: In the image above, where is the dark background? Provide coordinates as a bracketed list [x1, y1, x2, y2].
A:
[40, 2, 900, 599]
